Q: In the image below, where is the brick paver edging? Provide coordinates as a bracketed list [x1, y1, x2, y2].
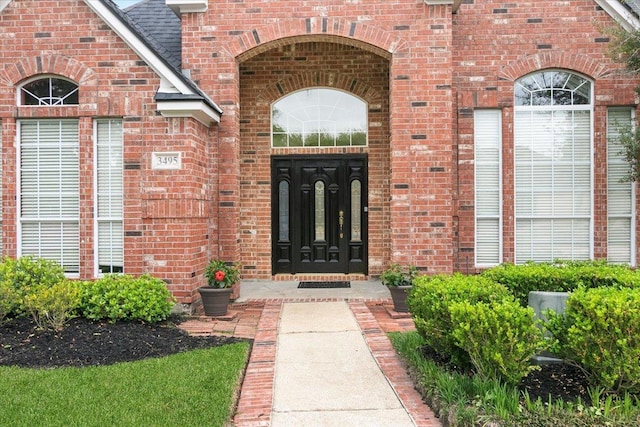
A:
[233, 301, 283, 427]
[349, 301, 442, 427]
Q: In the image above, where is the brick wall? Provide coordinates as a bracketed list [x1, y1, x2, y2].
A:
[0, 0, 217, 303]
[452, 0, 639, 271]
[181, 0, 456, 277]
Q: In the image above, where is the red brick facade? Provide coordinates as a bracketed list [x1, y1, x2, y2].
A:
[0, 0, 637, 306]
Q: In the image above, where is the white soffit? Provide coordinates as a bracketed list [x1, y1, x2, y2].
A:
[166, 0, 208, 15]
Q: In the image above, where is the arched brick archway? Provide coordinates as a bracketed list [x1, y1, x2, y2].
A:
[237, 38, 392, 278]
[498, 51, 611, 81]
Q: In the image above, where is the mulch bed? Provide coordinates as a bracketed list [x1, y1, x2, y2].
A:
[0, 316, 245, 368]
[420, 345, 591, 403]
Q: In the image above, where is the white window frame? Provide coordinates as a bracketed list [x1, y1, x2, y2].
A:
[606, 107, 637, 265]
[474, 109, 503, 267]
[93, 119, 124, 276]
[17, 119, 80, 276]
[514, 70, 594, 263]
[271, 87, 368, 148]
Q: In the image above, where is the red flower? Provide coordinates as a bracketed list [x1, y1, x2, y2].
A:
[214, 270, 226, 282]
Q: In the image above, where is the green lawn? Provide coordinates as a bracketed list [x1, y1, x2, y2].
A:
[0, 342, 250, 427]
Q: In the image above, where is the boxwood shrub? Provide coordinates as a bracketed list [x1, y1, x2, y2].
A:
[78, 274, 176, 323]
[0, 256, 66, 317]
[545, 286, 640, 394]
[450, 297, 546, 385]
[408, 273, 511, 367]
[482, 260, 640, 306]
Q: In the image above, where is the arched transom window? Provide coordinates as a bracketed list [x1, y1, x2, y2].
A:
[514, 70, 593, 263]
[271, 88, 367, 148]
[20, 76, 79, 106]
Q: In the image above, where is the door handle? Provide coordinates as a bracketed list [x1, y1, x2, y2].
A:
[339, 210, 344, 238]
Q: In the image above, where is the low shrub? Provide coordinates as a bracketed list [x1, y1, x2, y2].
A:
[0, 256, 66, 315]
[408, 273, 511, 367]
[79, 274, 176, 323]
[546, 286, 640, 394]
[0, 281, 19, 324]
[482, 260, 640, 306]
[450, 297, 546, 385]
[23, 280, 81, 331]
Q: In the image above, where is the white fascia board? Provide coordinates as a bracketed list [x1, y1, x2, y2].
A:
[157, 99, 221, 125]
[0, 0, 10, 13]
[166, 0, 208, 15]
[595, 0, 640, 31]
[83, 0, 193, 95]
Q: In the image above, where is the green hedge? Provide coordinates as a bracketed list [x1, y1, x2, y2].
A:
[78, 274, 176, 323]
[450, 297, 546, 385]
[545, 286, 640, 394]
[408, 273, 511, 367]
[482, 260, 640, 305]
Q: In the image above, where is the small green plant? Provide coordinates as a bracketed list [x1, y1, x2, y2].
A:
[380, 263, 418, 287]
[450, 297, 546, 385]
[546, 286, 640, 394]
[204, 259, 241, 288]
[0, 256, 66, 315]
[408, 273, 511, 367]
[78, 274, 176, 323]
[23, 280, 81, 331]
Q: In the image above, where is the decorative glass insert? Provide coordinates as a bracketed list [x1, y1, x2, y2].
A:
[272, 88, 367, 148]
[515, 71, 590, 106]
[314, 181, 325, 241]
[351, 180, 362, 242]
[20, 77, 79, 106]
[279, 181, 290, 241]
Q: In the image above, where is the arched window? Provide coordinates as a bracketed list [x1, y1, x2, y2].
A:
[20, 76, 79, 106]
[514, 70, 593, 262]
[271, 88, 367, 148]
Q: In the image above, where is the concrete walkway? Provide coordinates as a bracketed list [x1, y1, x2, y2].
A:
[272, 301, 415, 426]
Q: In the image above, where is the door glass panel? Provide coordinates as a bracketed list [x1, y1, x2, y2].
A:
[279, 181, 289, 240]
[351, 180, 362, 241]
[315, 181, 325, 241]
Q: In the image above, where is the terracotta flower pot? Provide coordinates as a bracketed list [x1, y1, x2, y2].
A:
[198, 287, 232, 316]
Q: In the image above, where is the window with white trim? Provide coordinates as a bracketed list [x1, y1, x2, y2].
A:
[19, 119, 80, 274]
[95, 119, 124, 275]
[514, 71, 593, 263]
[607, 108, 636, 265]
[474, 110, 502, 266]
[271, 88, 367, 147]
[20, 76, 79, 106]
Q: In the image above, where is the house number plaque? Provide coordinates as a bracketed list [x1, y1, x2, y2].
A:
[152, 152, 182, 170]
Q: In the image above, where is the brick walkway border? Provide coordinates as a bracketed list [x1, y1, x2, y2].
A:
[180, 299, 442, 427]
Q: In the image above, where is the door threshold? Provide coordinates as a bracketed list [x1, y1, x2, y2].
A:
[272, 273, 368, 282]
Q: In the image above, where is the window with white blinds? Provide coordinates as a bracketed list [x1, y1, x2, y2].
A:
[514, 71, 593, 263]
[607, 108, 635, 264]
[19, 120, 80, 273]
[95, 119, 123, 275]
[474, 109, 502, 266]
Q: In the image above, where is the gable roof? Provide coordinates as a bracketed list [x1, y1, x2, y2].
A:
[87, 0, 222, 126]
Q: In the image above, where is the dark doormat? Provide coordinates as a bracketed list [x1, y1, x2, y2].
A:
[297, 281, 351, 289]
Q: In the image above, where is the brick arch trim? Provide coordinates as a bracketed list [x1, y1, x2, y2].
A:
[499, 51, 611, 81]
[1, 55, 98, 87]
[232, 17, 406, 61]
[256, 72, 382, 105]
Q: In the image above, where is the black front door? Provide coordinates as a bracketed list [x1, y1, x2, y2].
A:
[272, 155, 367, 274]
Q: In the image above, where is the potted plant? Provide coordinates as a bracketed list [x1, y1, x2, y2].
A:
[380, 263, 418, 312]
[198, 259, 241, 316]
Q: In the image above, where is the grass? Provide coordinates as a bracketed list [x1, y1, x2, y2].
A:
[389, 331, 640, 427]
[0, 342, 250, 427]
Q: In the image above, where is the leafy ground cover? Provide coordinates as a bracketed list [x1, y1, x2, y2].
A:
[0, 317, 250, 427]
